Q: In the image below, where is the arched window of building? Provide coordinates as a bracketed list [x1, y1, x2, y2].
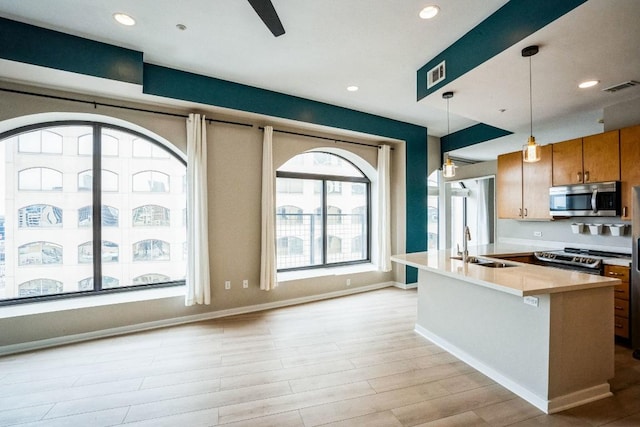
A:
[78, 169, 118, 192]
[133, 171, 170, 193]
[18, 241, 63, 265]
[276, 205, 303, 224]
[1, 120, 186, 304]
[18, 167, 62, 191]
[78, 205, 119, 227]
[133, 274, 171, 285]
[18, 204, 63, 228]
[132, 205, 170, 227]
[133, 239, 170, 261]
[18, 129, 63, 154]
[275, 151, 370, 271]
[18, 279, 63, 297]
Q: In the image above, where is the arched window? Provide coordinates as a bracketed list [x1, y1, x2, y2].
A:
[78, 276, 119, 291]
[133, 171, 170, 193]
[18, 167, 62, 191]
[132, 205, 170, 227]
[18, 242, 62, 265]
[276, 151, 370, 270]
[18, 279, 63, 297]
[78, 169, 118, 192]
[133, 239, 170, 261]
[133, 274, 171, 285]
[18, 129, 63, 154]
[78, 241, 119, 263]
[1, 120, 187, 303]
[18, 204, 63, 228]
[276, 205, 303, 224]
[78, 205, 119, 227]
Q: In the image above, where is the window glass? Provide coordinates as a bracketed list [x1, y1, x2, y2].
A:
[133, 171, 170, 192]
[2, 122, 186, 303]
[18, 205, 63, 228]
[275, 152, 369, 271]
[132, 205, 170, 227]
[19, 168, 62, 191]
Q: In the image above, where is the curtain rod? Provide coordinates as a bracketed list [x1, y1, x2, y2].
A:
[0, 87, 254, 128]
[259, 127, 394, 150]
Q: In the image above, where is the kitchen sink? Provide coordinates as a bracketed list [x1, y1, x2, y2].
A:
[450, 256, 517, 268]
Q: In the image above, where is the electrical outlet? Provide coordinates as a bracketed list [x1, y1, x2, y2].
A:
[533, 231, 542, 237]
[243, 279, 248, 289]
[524, 296, 539, 307]
[346, 279, 351, 286]
[224, 281, 231, 290]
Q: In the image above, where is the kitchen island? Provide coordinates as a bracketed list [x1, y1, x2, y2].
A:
[391, 245, 621, 414]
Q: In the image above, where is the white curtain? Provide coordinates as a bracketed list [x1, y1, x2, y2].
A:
[377, 145, 392, 272]
[185, 113, 211, 306]
[476, 178, 491, 245]
[260, 126, 278, 291]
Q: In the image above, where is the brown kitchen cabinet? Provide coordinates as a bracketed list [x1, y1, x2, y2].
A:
[604, 264, 630, 339]
[551, 130, 620, 186]
[497, 144, 552, 220]
[620, 124, 640, 220]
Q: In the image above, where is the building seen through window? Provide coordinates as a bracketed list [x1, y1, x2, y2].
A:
[0, 122, 186, 303]
[275, 151, 370, 271]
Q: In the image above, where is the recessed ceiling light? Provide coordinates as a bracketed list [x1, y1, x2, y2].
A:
[113, 13, 136, 26]
[347, 86, 359, 92]
[578, 80, 599, 89]
[419, 5, 440, 19]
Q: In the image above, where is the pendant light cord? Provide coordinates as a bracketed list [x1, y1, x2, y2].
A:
[529, 55, 533, 138]
[447, 97, 450, 136]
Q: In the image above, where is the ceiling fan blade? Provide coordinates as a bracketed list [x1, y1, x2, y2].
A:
[247, 0, 285, 37]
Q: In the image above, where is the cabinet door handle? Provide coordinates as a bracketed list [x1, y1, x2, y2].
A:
[585, 171, 590, 182]
[524, 208, 528, 217]
[623, 206, 628, 217]
[614, 288, 625, 293]
[577, 171, 582, 182]
[615, 324, 623, 329]
[615, 306, 624, 310]
[519, 208, 522, 218]
[608, 272, 622, 276]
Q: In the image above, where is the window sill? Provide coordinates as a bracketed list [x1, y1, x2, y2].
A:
[277, 263, 378, 283]
[0, 286, 185, 319]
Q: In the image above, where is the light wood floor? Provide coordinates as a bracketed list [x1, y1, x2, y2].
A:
[1, 287, 639, 426]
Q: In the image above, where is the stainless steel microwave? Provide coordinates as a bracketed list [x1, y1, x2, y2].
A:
[549, 181, 620, 217]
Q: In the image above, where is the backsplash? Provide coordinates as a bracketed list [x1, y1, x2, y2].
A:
[497, 216, 632, 251]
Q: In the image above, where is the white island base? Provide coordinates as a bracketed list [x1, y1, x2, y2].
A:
[413, 267, 615, 414]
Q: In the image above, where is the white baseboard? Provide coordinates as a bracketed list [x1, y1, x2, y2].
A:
[393, 281, 417, 290]
[414, 324, 611, 414]
[0, 281, 394, 356]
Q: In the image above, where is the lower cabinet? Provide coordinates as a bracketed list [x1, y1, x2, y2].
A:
[604, 265, 630, 339]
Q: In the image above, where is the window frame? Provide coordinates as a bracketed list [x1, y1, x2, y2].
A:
[0, 120, 186, 306]
[275, 153, 371, 272]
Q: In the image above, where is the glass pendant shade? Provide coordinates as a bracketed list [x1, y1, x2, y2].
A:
[523, 136, 541, 163]
[442, 157, 456, 177]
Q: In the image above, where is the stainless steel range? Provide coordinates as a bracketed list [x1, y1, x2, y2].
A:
[533, 247, 631, 275]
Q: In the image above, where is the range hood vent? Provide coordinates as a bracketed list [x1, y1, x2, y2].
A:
[602, 80, 640, 93]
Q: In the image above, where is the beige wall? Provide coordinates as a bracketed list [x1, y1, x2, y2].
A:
[0, 83, 406, 350]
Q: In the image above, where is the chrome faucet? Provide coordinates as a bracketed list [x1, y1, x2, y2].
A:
[457, 226, 472, 263]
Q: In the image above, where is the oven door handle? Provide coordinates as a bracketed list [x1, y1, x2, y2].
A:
[591, 188, 598, 213]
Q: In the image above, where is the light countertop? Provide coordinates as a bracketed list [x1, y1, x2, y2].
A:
[391, 243, 621, 297]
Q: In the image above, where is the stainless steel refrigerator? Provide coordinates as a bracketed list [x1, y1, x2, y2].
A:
[631, 186, 640, 359]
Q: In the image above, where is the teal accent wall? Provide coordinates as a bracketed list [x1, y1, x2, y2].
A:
[441, 123, 512, 156]
[417, 0, 587, 100]
[0, 17, 143, 84]
[144, 64, 427, 282]
[0, 17, 428, 283]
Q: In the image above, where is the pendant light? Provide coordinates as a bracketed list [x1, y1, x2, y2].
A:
[442, 91, 456, 177]
[522, 45, 541, 163]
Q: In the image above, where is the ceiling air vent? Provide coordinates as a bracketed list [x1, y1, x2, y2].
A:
[427, 60, 446, 89]
[602, 80, 640, 93]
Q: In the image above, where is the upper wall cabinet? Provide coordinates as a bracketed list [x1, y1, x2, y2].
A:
[620, 124, 640, 220]
[497, 144, 552, 220]
[552, 131, 620, 186]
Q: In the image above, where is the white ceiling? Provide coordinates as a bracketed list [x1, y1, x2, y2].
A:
[0, 0, 639, 161]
